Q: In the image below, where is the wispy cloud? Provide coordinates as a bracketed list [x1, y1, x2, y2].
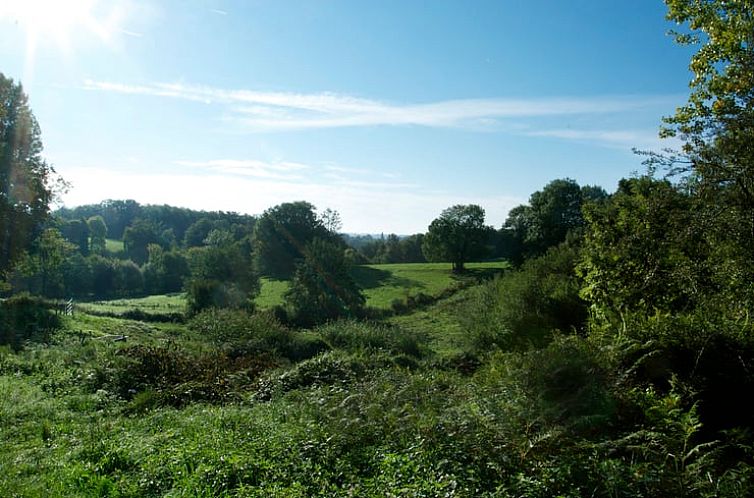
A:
[82, 79, 676, 133]
[209, 8, 228, 15]
[523, 128, 682, 150]
[174, 159, 309, 180]
[118, 28, 143, 38]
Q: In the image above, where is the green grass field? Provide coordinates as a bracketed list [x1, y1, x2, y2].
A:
[256, 261, 508, 310]
[354, 261, 507, 309]
[77, 293, 186, 315]
[105, 238, 124, 254]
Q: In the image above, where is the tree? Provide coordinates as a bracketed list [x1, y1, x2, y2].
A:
[578, 177, 707, 318]
[422, 204, 490, 273]
[183, 217, 215, 247]
[15, 228, 75, 297]
[0, 74, 60, 275]
[113, 259, 144, 296]
[186, 235, 258, 314]
[656, 0, 754, 304]
[319, 208, 343, 234]
[88, 255, 116, 298]
[284, 237, 365, 326]
[502, 180, 608, 263]
[399, 233, 426, 263]
[60, 218, 89, 255]
[123, 218, 165, 265]
[252, 201, 332, 279]
[659, 1, 754, 232]
[143, 244, 189, 294]
[87, 215, 107, 254]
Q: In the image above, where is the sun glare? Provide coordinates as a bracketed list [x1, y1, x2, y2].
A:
[2, 0, 106, 45]
[1, 0, 118, 83]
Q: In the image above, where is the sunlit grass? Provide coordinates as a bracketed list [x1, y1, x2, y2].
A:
[77, 293, 185, 315]
[104, 238, 124, 254]
[256, 261, 507, 310]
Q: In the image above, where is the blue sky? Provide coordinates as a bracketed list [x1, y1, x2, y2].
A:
[0, 0, 693, 233]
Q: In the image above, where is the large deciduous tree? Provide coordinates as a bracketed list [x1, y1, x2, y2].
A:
[657, 0, 754, 304]
[252, 201, 334, 279]
[0, 74, 60, 275]
[422, 204, 490, 273]
[501, 179, 607, 264]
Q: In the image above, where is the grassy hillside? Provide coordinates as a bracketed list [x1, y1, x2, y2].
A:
[257, 261, 508, 310]
[354, 261, 506, 309]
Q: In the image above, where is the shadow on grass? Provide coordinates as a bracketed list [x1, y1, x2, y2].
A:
[351, 266, 420, 290]
[451, 266, 506, 282]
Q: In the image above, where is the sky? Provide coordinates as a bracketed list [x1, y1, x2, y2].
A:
[0, 0, 695, 234]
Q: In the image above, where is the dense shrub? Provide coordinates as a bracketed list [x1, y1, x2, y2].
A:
[607, 309, 754, 438]
[284, 237, 365, 326]
[188, 308, 326, 361]
[90, 344, 278, 408]
[0, 293, 60, 349]
[185, 279, 252, 315]
[316, 320, 424, 358]
[253, 350, 393, 400]
[460, 243, 586, 352]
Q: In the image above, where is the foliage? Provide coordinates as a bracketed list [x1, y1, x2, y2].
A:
[502, 178, 607, 263]
[0, 293, 59, 349]
[143, 244, 189, 294]
[579, 176, 708, 318]
[316, 320, 423, 358]
[123, 218, 170, 265]
[57, 199, 256, 243]
[86, 215, 107, 254]
[284, 237, 365, 326]
[252, 201, 334, 279]
[460, 243, 586, 352]
[355, 233, 427, 264]
[91, 344, 278, 408]
[59, 218, 89, 255]
[185, 236, 258, 314]
[422, 204, 491, 272]
[656, 0, 754, 309]
[12, 228, 75, 297]
[189, 308, 324, 360]
[0, 73, 61, 276]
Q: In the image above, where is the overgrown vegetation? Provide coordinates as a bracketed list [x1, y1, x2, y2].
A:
[2, 0, 754, 495]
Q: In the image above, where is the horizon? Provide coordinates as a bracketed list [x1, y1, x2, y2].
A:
[1, 0, 693, 233]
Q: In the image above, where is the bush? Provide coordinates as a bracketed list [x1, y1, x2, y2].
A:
[0, 293, 60, 349]
[185, 279, 253, 315]
[284, 238, 365, 326]
[610, 308, 754, 438]
[460, 243, 586, 353]
[91, 344, 279, 408]
[316, 320, 424, 358]
[254, 350, 395, 400]
[189, 308, 326, 361]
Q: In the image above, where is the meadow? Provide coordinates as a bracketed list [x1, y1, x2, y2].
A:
[77, 293, 186, 316]
[78, 261, 508, 316]
[1, 267, 725, 497]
